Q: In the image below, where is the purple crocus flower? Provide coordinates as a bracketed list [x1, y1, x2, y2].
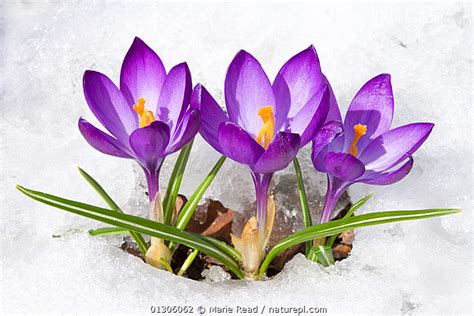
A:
[312, 74, 434, 223]
[192, 46, 336, 230]
[78, 37, 200, 201]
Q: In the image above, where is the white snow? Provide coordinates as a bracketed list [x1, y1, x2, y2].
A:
[1, 1, 472, 315]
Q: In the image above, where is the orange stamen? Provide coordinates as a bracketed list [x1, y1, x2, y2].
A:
[349, 123, 367, 156]
[256, 106, 275, 149]
[133, 98, 156, 128]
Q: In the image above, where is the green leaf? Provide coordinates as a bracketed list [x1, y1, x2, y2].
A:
[313, 245, 334, 267]
[344, 193, 373, 219]
[177, 249, 199, 277]
[199, 235, 242, 262]
[78, 167, 121, 210]
[89, 218, 243, 262]
[88, 227, 129, 236]
[325, 193, 373, 248]
[78, 167, 148, 255]
[159, 258, 174, 273]
[259, 207, 460, 278]
[162, 141, 194, 225]
[293, 158, 312, 256]
[17, 185, 244, 279]
[169, 156, 226, 251]
[307, 247, 318, 262]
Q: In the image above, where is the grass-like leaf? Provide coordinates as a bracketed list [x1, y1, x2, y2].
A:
[78, 167, 148, 255]
[162, 141, 194, 225]
[177, 249, 199, 277]
[313, 245, 335, 267]
[259, 207, 460, 278]
[88, 223, 243, 262]
[17, 185, 244, 279]
[344, 193, 373, 219]
[169, 156, 226, 251]
[325, 193, 373, 248]
[88, 227, 128, 236]
[199, 235, 242, 262]
[159, 258, 174, 273]
[293, 157, 312, 256]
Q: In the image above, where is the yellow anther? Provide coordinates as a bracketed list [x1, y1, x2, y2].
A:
[133, 98, 155, 128]
[349, 123, 367, 156]
[133, 98, 146, 115]
[256, 106, 275, 149]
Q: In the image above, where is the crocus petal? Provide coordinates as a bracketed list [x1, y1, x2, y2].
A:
[273, 45, 324, 129]
[129, 121, 170, 171]
[287, 86, 329, 147]
[166, 108, 200, 154]
[218, 122, 265, 165]
[323, 75, 342, 123]
[83, 70, 137, 144]
[324, 152, 365, 182]
[312, 135, 345, 174]
[252, 132, 301, 174]
[156, 63, 192, 133]
[360, 122, 434, 172]
[311, 121, 344, 172]
[120, 37, 166, 113]
[78, 118, 132, 158]
[343, 74, 394, 152]
[191, 84, 229, 152]
[361, 155, 414, 185]
[225, 50, 275, 137]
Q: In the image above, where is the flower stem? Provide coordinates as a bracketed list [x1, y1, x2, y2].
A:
[145, 168, 159, 202]
[251, 172, 272, 234]
[319, 177, 346, 224]
[310, 176, 346, 263]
